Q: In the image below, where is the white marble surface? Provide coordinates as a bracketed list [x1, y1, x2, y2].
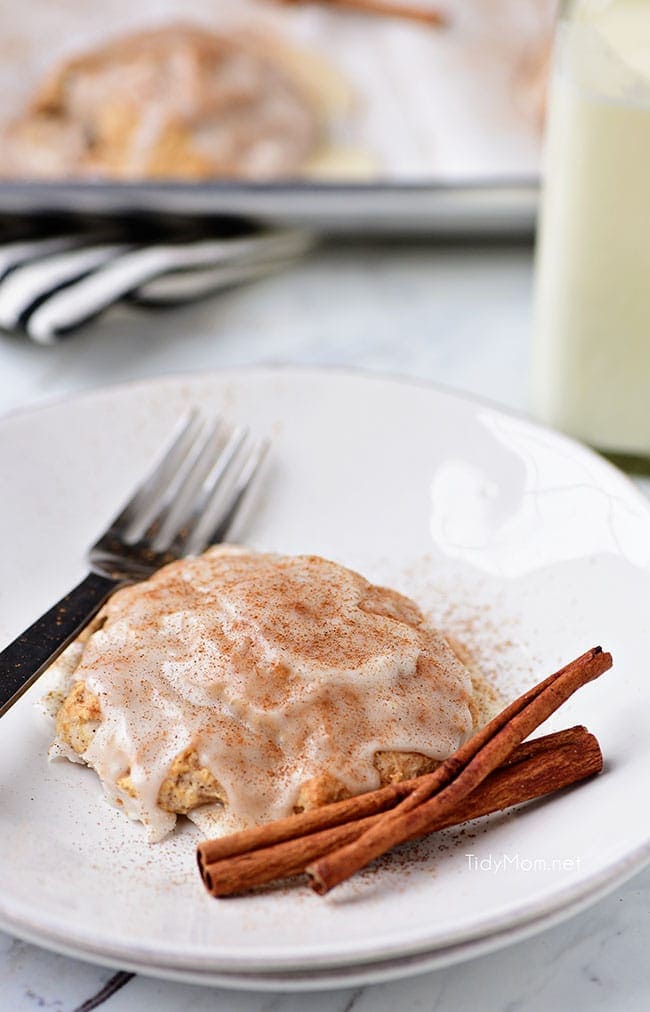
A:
[1, 238, 649, 1011]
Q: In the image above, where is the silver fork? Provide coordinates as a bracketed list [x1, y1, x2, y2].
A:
[0, 412, 269, 716]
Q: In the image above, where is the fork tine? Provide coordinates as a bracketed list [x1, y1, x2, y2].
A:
[164, 425, 250, 554]
[107, 409, 201, 538]
[93, 408, 269, 581]
[191, 437, 270, 553]
[140, 416, 224, 549]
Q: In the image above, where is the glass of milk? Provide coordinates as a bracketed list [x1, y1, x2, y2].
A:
[532, 0, 650, 460]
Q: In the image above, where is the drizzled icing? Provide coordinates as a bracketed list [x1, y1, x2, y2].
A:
[53, 547, 475, 841]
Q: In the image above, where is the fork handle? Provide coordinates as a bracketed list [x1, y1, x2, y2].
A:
[0, 572, 121, 717]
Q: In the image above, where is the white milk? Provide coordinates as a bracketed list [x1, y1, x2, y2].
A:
[533, 0, 650, 455]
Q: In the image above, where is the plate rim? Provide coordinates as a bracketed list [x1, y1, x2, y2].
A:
[1, 843, 648, 985]
[3, 361, 650, 520]
[2, 364, 650, 980]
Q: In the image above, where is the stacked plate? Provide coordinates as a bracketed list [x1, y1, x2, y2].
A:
[1, 368, 649, 990]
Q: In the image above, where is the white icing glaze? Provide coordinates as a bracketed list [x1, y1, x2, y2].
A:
[51, 548, 475, 841]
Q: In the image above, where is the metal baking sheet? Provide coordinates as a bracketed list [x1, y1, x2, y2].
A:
[0, 0, 550, 234]
[0, 179, 537, 235]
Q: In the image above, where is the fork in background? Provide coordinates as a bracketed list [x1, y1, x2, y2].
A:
[0, 411, 269, 716]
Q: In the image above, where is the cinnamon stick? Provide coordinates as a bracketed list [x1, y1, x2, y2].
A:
[198, 725, 587, 870]
[199, 725, 602, 897]
[278, 0, 447, 29]
[307, 646, 611, 894]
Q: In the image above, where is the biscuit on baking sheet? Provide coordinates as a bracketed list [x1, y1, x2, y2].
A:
[0, 24, 349, 181]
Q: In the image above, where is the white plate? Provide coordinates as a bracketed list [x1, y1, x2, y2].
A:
[1, 367, 650, 989]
